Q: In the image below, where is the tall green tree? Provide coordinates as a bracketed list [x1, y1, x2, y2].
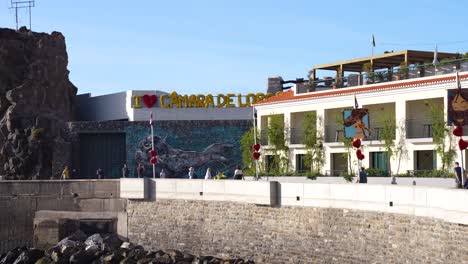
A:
[427, 100, 455, 172]
[301, 112, 325, 174]
[240, 127, 257, 175]
[266, 114, 289, 174]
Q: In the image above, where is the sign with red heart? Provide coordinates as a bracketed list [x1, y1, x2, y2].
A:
[356, 149, 365, 160]
[352, 138, 361, 148]
[253, 144, 261, 151]
[142, 94, 158, 108]
[252, 152, 261, 160]
[453, 126, 464, 137]
[458, 138, 468, 150]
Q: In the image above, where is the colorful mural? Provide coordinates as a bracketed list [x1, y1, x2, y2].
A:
[447, 89, 468, 126]
[343, 108, 370, 139]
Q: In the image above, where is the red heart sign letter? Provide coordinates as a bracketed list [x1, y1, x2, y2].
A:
[459, 138, 468, 150]
[253, 144, 261, 151]
[356, 149, 365, 160]
[352, 138, 361, 149]
[252, 152, 261, 160]
[142, 94, 157, 108]
[453, 126, 464, 137]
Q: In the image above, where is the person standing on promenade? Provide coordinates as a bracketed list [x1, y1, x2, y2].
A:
[137, 163, 145, 178]
[234, 166, 243, 180]
[160, 169, 167, 178]
[188, 167, 195, 179]
[122, 163, 130, 178]
[61, 166, 69, 180]
[96, 168, 104, 179]
[454, 162, 463, 188]
[358, 167, 367, 183]
[204, 168, 212, 179]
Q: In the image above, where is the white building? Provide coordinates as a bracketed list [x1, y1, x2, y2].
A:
[254, 50, 468, 176]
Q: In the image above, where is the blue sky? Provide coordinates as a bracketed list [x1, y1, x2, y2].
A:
[1, 0, 467, 96]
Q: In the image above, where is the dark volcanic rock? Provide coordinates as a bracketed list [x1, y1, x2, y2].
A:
[0, 27, 77, 179]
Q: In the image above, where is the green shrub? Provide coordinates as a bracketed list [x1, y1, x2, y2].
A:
[339, 171, 354, 182]
[365, 167, 388, 177]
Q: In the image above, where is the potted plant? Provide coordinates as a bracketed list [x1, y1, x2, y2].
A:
[362, 62, 374, 84]
[397, 62, 409, 80]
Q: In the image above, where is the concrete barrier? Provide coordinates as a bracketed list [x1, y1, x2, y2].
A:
[149, 179, 278, 206]
[280, 182, 468, 225]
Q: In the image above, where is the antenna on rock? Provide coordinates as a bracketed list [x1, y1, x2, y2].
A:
[9, 0, 35, 32]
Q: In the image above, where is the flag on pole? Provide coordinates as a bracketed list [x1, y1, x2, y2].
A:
[372, 35, 376, 47]
[149, 112, 153, 125]
[354, 94, 359, 109]
[433, 45, 439, 64]
[456, 71, 461, 90]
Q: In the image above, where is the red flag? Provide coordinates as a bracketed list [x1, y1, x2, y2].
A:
[149, 112, 153, 125]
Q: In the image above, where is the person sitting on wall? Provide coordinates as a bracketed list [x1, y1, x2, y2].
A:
[234, 166, 243, 180]
[160, 169, 167, 179]
[358, 167, 367, 184]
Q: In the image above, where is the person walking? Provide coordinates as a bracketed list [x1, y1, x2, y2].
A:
[61, 166, 69, 180]
[122, 163, 130, 178]
[204, 168, 212, 180]
[96, 168, 104, 179]
[358, 167, 367, 183]
[137, 163, 145, 178]
[234, 166, 243, 180]
[160, 169, 167, 179]
[188, 167, 195, 179]
[454, 162, 463, 189]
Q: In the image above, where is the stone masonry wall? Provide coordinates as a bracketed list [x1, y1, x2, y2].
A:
[128, 200, 468, 264]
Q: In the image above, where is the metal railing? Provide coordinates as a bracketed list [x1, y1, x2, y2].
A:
[299, 58, 468, 93]
[325, 169, 347, 176]
[289, 128, 304, 144]
[406, 120, 433, 138]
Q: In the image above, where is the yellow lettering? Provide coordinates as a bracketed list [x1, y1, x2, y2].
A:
[255, 93, 265, 103]
[205, 94, 215, 108]
[188, 95, 197, 108]
[237, 94, 247, 107]
[217, 94, 226, 107]
[179, 95, 189, 108]
[133, 95, 141, 108]
[226, 93, 235, 108]
[169, 92, 179, 108]
[160, 95, 169, 108]
[197, 94, 205, 107]
[246, 93, 256, 106]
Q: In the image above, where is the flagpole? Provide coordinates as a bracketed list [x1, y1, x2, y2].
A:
[150, 112, 155, 179]
[457, 71, 465, 187]
[252, 105, 259, 180]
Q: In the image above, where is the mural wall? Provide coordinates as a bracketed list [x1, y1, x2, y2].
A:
[69, 120, 251, 179]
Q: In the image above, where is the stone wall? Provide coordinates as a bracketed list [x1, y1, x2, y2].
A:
[127, 199, 467, 264]
[0, 180, 124, 253]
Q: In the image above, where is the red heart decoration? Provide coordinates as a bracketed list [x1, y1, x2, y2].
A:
[356, 149, 365, 160]
[459, 138, 468, 150]
[149, 150, 157, 157]
[150, 156, 158, 164]
[142, 94, 157, 108]
[252, 152, 261, 160]
[352, 138, 361, 149]
[253, 144, 261, 151]
[453, 126, 464, 137]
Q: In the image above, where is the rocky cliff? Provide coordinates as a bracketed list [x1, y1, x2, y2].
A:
[0, 27, 77, 179]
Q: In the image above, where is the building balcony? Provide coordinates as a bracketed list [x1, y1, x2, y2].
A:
[298, 52, 467, 94]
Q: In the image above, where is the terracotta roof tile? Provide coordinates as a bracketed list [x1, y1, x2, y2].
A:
[255, 73, 468, 106]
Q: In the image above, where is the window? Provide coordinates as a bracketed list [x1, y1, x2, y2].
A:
[295, 154, 310, 174]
